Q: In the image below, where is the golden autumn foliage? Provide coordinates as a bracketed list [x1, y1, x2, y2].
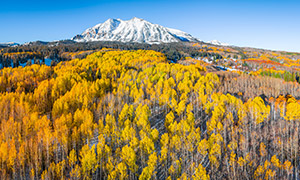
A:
[0, 49, 299, 179]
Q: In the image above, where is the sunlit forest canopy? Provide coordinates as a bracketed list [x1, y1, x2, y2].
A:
[0, 49, 300, 179]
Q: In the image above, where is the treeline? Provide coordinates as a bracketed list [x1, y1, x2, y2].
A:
[0, 49, 300, 180]
[217, 71, 300, 100]
[0, 41, 214, 68]
[251, 68, 300, 84]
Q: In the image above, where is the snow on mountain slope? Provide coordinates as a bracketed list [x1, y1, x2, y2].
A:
[0, 42, 19, 47]
[72, 17, 199, 44]
[207, 40, 229, 46]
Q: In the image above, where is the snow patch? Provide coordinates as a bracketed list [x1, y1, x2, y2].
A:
[207, 40, 230, 46]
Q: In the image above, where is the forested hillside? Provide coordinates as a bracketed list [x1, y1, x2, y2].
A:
[0, 49, 300, 180]
[0, 41, 203, 68]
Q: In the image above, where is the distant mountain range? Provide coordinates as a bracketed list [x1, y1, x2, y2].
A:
[207, 40, 230, 46]
[0, 42, 19, 47]
[1, 17, 230, 47]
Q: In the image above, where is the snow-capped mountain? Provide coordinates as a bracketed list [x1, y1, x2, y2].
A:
[207, 40, 229, 46]
[72, 17, 199, 44]
[0, 42, 19, 47]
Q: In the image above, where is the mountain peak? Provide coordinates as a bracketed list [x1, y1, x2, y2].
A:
[106, 18, 118, 22]
[72, 17, 199, 44]
[130, 17, 145, 22]
[207, 40, 230, 46]
[0, 42, 19, 47]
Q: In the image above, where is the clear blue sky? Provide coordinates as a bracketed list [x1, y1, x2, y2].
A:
[1, 0, 300, 52]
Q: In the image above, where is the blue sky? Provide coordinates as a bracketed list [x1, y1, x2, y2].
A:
[1, 0, 300, 52]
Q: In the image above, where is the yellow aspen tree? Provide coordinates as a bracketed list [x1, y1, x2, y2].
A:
[265, 169, 275, 180]
[192, 163, 210, 180]
[285, 101, 300, 121]
[80, 145, 97, 180]
[165, 111, 175, 132]
[68, 149, 77, 169]
[116, 162, 127, 180]
[283, 160, 292, 174]
[254, 165, 264, 179]
[176, 100, 186, 118]
[259, 142, 267, 157]
[139, 152, 157, 180]
[247, 97, 270, 124]
[121, 145, 137, 173]
[271, 155, 281, 168]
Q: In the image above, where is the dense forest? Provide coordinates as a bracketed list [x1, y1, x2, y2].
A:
[0, 49, 300, 179]
[0, 41, 206, 68]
